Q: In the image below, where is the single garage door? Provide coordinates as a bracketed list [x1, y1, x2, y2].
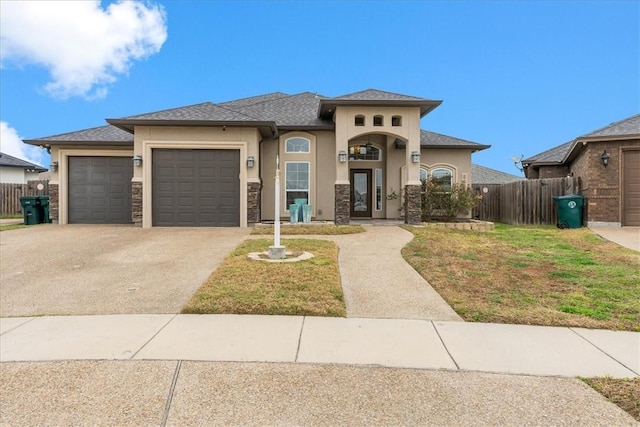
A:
[68, 156, 133, 224]
[623, 150, 640, 226]
[152, 149, 240, 226]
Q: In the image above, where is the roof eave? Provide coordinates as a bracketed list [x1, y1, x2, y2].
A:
[106, 118, 278, 138]
[23, 139, 134, 147]
[318, 99, 443, 118]
[576, 134, 640, 143]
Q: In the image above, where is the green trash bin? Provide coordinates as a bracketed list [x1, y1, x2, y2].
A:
[553, 194, 584, 229]
[19, 196, 41, 225]
[39, 196, 51, 223]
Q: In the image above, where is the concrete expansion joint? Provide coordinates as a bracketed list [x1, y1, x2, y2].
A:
[569, 327, 640, 376]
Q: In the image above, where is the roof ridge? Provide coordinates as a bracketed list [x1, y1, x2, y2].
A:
[29, 124, 117, 140]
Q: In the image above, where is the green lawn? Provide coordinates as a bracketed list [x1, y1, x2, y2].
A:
[182, 238, 345, 317]
[402, 224, 640, 331]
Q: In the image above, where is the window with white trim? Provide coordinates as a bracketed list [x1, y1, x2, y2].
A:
[285, 162, 310, 207]
[420, 167, 453, 192]
[285, 137, 310, 153]
[375, 168, 383, 211]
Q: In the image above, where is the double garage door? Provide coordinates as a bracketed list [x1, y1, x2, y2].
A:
[68, 150, 240, 226]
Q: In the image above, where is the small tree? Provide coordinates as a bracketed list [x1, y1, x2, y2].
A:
[421, 178, 481, 221]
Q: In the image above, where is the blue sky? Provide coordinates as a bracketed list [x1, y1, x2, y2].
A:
[1, 0, 638, 174]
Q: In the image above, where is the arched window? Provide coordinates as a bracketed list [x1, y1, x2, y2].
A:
[420, 166, 453, 192]
[354, 115, 365, 126]
[285, 137, 310, 153]
[392, 116, 402, 126]
[373, 115, 383, 126]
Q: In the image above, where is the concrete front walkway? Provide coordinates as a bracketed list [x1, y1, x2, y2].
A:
[330, 226, 462, 321]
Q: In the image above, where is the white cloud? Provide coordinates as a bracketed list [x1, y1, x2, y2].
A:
[0, 0, 167, 99]
[0, 122, 49, 168]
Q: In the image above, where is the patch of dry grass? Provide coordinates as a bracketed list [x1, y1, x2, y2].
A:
[402, 224, 640, 331]
[582, 377, 640, 421]
[251, 224, 364, 235]
[182, 238, 345, 317]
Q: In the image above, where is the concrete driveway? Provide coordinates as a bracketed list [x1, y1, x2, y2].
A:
[0, 225, 249, 317]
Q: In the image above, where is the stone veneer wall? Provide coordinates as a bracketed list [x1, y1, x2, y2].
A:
[247, 182, 261, 225]
[132, 181, 143, 225]
[404, 184, 421, 225]
[49, 183, 59, 223]
[334, 183, 350, 225]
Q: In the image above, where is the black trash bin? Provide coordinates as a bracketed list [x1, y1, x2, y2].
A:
[19, 196, 41, 225]
[553, 194, 584, 229]
[39, 196, 51, 223]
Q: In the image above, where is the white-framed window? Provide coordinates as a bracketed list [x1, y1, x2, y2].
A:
[375, 168, 383, 211]
[420, 166, 453, 192]
[285, 161, 310, 207]
[285, 137, 310, 153]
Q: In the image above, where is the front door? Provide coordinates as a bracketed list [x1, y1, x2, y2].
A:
[350, 169, 372, 217]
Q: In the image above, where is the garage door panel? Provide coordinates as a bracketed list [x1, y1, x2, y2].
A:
[623, 150, 640, 226]
[152, 149, 240, 226]
[68, 157, 132, 224]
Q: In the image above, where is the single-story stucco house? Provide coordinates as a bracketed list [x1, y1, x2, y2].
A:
[24, 89, 490, 227]
[522, 114, 640, 227]
[0, 152, 47, 184]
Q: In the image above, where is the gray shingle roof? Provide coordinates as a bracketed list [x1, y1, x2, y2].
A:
[219, 92, 290, 108]
[332, 89, 432, 101]
[393, 130, 490, 151]
[522, 140, 573, 164]
[24, 125, 133, 145]
[471, 164, 523, 184]
[234, 92, 331, 127]
[0, 152, 47, 171]
[579, 113, 640, 139]
[120, 102, 262, 122]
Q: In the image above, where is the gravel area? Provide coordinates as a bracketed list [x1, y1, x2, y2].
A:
[1, 361, 634, 426]
[0, 225, 249, 316]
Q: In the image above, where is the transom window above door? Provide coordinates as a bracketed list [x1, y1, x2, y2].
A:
[285, 137, 310, 153]
[349, 144, 381, 161]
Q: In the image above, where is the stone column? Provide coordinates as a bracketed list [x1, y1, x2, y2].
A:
[49, 183, 59, 223]
[247, 181, 261, 225]
[335, 183, 350, 225]
[404, 184, 421, 225]
[132, 181, 143, 226]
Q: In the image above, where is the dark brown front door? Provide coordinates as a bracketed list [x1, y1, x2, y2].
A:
[350, 169, 372, 218]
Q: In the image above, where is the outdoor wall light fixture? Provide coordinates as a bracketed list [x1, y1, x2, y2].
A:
[133, 155, 143, 167]
[600, 150, 610, 167]
[247, 156, 255, 168]
[411, 151, 420, 163]
[50, 161, 58, 172]
[338, 150, 347, 163]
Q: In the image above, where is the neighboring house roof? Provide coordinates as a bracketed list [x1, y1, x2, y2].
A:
[0, 152, 47, 172]
[522, 140, 573, 166]
[522, 113, 640, 168]
[471, 164, 523, 184]
[578, 113, 640, 140]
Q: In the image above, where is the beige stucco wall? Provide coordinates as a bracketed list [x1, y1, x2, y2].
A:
[0, 167, 29, 184]
[260, 131, 336, 221]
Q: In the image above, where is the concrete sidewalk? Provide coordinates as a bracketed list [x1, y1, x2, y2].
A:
[2, 314, 637, 379]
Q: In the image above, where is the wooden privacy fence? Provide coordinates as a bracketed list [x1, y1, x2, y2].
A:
[1, 180, 50, 216]
[473, 177, 581, 225]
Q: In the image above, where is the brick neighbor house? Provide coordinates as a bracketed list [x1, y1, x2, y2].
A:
[522, 114, 640, 227]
